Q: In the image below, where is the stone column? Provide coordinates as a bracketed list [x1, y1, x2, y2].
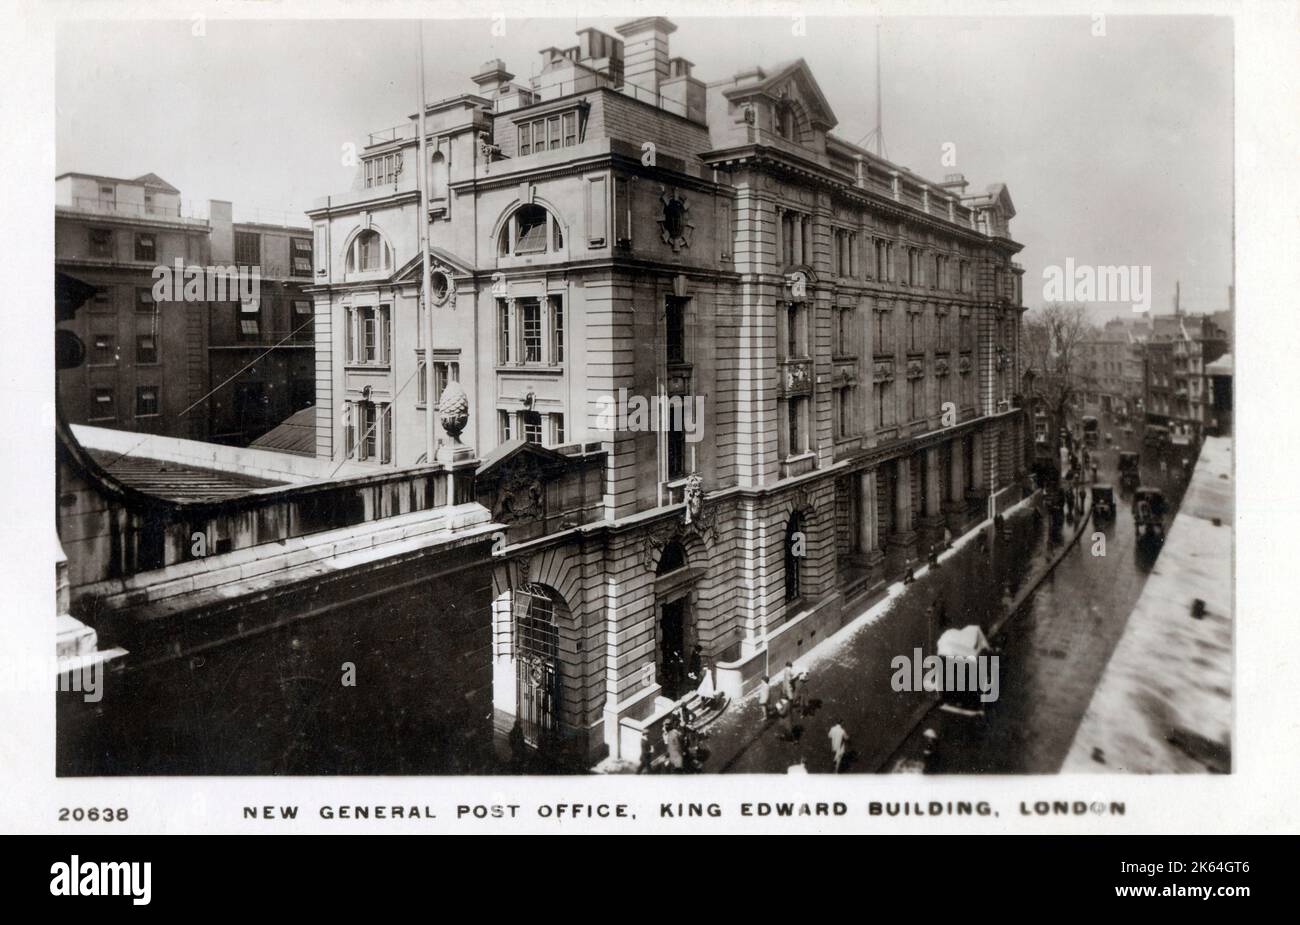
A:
[921, 446, 945, 547]
[946, 437, 967, 532]
[889, 456, 917, 561]
[859, 469, 885, 585]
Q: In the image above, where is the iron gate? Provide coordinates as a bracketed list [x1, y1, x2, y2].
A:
[513, 585, 559, 748]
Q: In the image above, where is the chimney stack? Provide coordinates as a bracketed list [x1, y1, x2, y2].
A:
[471, 59, 515, 98]
[615, 17, 676, 91]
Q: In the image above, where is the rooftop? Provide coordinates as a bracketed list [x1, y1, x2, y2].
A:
[88, 449, 286, 502]
[249, 407, 317, 457]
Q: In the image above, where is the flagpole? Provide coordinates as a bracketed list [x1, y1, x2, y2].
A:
[416, 22, 439, 487]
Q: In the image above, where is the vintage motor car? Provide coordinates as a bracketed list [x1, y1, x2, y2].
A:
[1132, 486, 1168, 539]
[1118, 450, 1141, 489]
[1092, 484, 1116, 520]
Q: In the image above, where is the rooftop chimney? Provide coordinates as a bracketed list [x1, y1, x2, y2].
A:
[471, 59, 515, 97]
[615, 17, 676, 91]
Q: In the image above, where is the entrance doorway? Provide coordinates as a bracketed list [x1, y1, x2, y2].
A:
[659, 598, 686, 700]
[513, 585, 559, 748]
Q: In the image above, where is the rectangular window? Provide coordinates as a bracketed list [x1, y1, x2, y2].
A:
[91, 387, 114, 420]
[909, 312, 921, 352]
[937, 314, 948, 349]
[91, 286, 113, 311]
[355, 305, 390, 364]
[417, 357, 428, 406]
[135, 233, 156, 262]
[563, 112, 577, 146]
[522, 300, 542, 363]
[552, 412, 565, 445]
[518, 123, 532, 157]
[787, 399, 801, 455]
[135, 385, 159, 417]
[234, 231, 260, 267]
[293, 300, 313, 340]
[291, 238, 313, 277]
[90, 333, 115, 365]
[550, 296, 564, 364]
[667, 402, 686, 480]
[910, 379, 923, 421]
[666, 296, 686, 364]
[497, 299, 511, 364]
[238, 301, 260, 339]
[136, 288, 156, 313]
[135, 334, 157, 364]
[586, 176, 607, 248]
[359, 402, 377, 460]
[499, 409, 513, 442]
[547, 115, 561, 150]
[89, 228, 112, 258]
[614, 176, 631, 245]
[524, 415, 543, 445]
[874, 310, 891, 354]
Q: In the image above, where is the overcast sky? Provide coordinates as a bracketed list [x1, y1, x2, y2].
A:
[55, 13, 1233, 321]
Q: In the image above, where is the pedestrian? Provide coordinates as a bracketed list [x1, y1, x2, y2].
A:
[828, 720, 849, 773]
[662, 718, 685, 774]
[782, 661, 798, 713]
[508, 718, 527, 771]
[687, 644, 704, 688]
[638, 732, 654, 775]
[758, 674, 773, 719]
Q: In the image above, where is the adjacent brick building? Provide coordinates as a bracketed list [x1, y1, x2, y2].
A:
[55, 172, 315, 445]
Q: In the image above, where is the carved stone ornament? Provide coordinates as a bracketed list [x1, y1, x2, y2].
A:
[494, 454, 545, 524]
[959, 355, 973, 374]
[684, 474, 704, 526]
[907, 359, 925, 379]
[658, 187, 695, 253]
[430, 266, 455, 308]
[935, 358, 950, 377]
[437, 381, 469, 441]
[873, 361, 894, 383]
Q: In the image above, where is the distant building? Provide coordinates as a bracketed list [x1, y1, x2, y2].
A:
[54, 172, 315, 445]
[1081, 318, 1145, 417]
[1143, 312, 1228, 441]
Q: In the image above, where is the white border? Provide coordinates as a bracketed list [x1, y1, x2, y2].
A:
[1, 0, 1296, 834]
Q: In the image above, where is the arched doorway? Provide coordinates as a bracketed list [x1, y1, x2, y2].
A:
[513, 583, 560, 748]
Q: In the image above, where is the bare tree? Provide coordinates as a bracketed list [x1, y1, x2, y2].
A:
[1022, 302, 1097, 448]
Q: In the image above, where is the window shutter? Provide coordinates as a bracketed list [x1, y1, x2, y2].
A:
[344, 404, 356, 459]
[380, 308, 391, 364]
[380, 404, 392, 464]
[344, 308, 355, 363]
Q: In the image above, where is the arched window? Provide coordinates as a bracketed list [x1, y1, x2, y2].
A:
[498, 204, 564, 258]
[345, 229, 393, 275]
[785, 512, 804, 603]
[429, 151, 448, 201]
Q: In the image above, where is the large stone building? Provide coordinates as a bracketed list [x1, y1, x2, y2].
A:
[55, 172, 316, 445]
[304, 17, 1028, 762]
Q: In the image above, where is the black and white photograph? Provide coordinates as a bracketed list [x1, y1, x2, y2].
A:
[2, 0, 1297, 849]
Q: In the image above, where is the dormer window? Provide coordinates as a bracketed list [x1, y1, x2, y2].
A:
[363, 153, 402, 188]
[498, 204, 564, 257]
[346, 229, 393, 275]
[516, 110, 580, 157]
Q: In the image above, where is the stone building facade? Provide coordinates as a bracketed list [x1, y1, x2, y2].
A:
[305, 17, 1028, 762]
